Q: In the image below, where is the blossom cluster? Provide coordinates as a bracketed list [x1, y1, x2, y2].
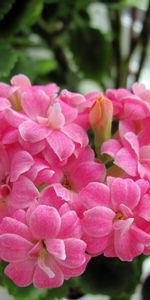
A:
[0, 75, 150, 288]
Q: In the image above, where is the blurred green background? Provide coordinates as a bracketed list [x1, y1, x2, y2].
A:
[0, 0, 149, 92]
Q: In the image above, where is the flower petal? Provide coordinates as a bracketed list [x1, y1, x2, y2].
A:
[114, 229, 144, 261]
[47, 131, 75, 161]
[29, 205, 61, 240]
[10, 175, 39, 209]
[46, 239, 66, 260]
[110, 178, 141, 211]
[5, 259, 35, 287]
[33, 258, 64, 288]
[10, 150, 34, 182]
[83, 206, 115, 238]
[19, 120, 50, 142]
[0, 233, 33, 261]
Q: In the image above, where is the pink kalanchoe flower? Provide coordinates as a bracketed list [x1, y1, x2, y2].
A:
[0, 143, 38, 220]
[5, 88, 88, 161]
[101, 120, 150, 180]
[105, 83, 150, 120]
[0, 203, 90, 288]
[80, 177, 150, 261]
[0, 143, 49, 212]
[41, 146, 106, 204]
[59, 90, 101, 130]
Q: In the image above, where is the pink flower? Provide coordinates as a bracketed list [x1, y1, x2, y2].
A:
[5, 90, 88, 161]
[0, 144, 38, 219]
[105, 83, 150, 120]
[101, 120, 150, 180]
[0, 203, 90, 288]
[80, 177, 150, 261]
[41, 146, 106, 204]
[60, 90, 101, 130]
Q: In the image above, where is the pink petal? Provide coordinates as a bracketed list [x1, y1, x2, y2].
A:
[115, 148, 137, 176]
[58, 238, 86, 268]
[113, 218, 134, 234]
[136, 179, 149, 196]
[84, 235, 110, 256]
[19, 120, 50, 142]
[60, 89, 86, 107]
[60, 254, 90, 280]
[48, 103, 65, 129]
[114, 229, 144, 261]
[140, 145, 150, 159]
[136, 194, 150, 221]
[46, 239, 66, 260]
[0, 144, 9, 182]
[131, 225, 150, 244]
[59, 100, 78, 123]
[0, 233, 33, 261]
[119, 120, 136, 137]
[47, 131, 75, 161]
[10, 175, 39, 208]
[110, 178, 141, 211]
[71, 161, 106, 192]
[79, 182, 110, 209]
[11, 74, 31, 88]
[58, 211, 82, 239]
[40, 185, 64, 209]
[5, 259, 35, 287]
[10, 150, 34, 182]
[0, 97, 11, 111]
[0, 217, 33, 241]
[123, 131, 139, 158]
[22, 89, 50, 119]
[4, 109, 27, 127]
[83, 207, 115, 238]
[101, 139, 122, 158]
[50, 183, 74, 202]
[123, 96, 150, 119]
[33, 258, 64, 288]
[62, 123, 88, 147]
[29, 205, 61, 240]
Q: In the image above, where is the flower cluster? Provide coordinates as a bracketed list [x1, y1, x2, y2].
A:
[0, 75, 150, 288]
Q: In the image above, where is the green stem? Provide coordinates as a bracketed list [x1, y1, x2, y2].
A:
[109, 9, 122, 87]
[33, 24, 70, 84]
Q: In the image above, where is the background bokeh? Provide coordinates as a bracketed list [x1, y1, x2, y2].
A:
[0, 0, 149, 92]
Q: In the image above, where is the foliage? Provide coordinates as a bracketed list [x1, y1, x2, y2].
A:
[0, 0, 149, 89]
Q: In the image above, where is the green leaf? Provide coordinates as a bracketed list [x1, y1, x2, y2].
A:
[0, 0, 15, 21]
[79, 255, 142, 297]
[36, 58, 58, 75]
[0, 45, 18, 77]
[0, 0, 44, 37]
[69, 26, 111, 82]
[46, 280, 70, 300]
[12, 52, 58, 83]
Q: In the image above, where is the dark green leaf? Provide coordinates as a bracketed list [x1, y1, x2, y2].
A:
[0, 0, 15, 21]
[69, 26, 111, 82]
[79, 255, 142, 297]
[0, 0, 44, 37]
[11, 52, 37, 81]
[0, 45, 18, 77]
[46, 280, 70, 300]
